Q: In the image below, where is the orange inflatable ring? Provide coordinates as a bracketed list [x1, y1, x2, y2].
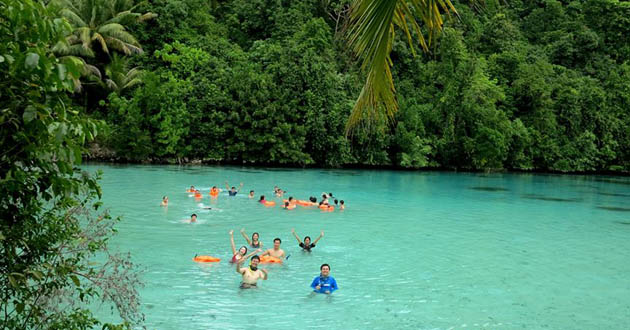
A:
[282, 204, 296, 210]
[263, 201, 276, 207]
[319, 205, 334, 212]
[193, 255, 221, 263]
[260, 255, 282, 264]
[298, 200, 317, 207]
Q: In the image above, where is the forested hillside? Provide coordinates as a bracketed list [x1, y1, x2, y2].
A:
[90, 0, 630, 172]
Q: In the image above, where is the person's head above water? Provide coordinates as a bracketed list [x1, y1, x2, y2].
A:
[288, 196, 293, 201]
[273, 238, 281, 249]
[334, 199, 339, 205]
[252, 232, 259, 241]
[320, 263, 330, 276]
[284, 201, 290, 207]
[212, 186, 217, 189]
[231, 186, 236, 190]
[249, 190, 254, 194]
[309, 196, 317, 203]
[163, 196, 168, 200]
[304, 236, 311, 245]
[259, 195, 265, 201]
[322, 194, 327, 199]
[340, 200, 344, 205]
[250, 255, 260, 268]
[238, 246, 248, 255]
[191, 213, 197, 221]
[190, 185, 195, 189]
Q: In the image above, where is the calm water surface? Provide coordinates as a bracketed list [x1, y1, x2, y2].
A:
[86, 164, 630, 329]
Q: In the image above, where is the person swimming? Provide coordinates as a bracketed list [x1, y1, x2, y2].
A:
[291, 229, 323, 252]
[225, 181, 243, 196]
[160, 196, 168, 206]
[311, 264, 338, 294]
[248, 190, 255, 198]
[282, 201, 296, 210]
[190, 213, 197, 223]
[259, 195, 266, 204]
[236, 255, 267, 289]
[261, 238, 286, 259]
[229, 230, 259, 263]
[309, 196, 317, 203]
[339, 200, 345, 210]
[240, 229, 263, 249]
[187, 185, 195, 193]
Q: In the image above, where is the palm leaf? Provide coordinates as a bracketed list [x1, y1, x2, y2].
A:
[345, 0, 464, 134]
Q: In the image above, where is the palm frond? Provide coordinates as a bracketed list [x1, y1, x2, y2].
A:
[60, 8, 87, 27]
[92, 33, 110, 54]
[345, 0, 461, 134]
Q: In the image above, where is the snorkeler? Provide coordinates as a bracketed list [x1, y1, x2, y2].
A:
[225, 181, 244, 196]
[310, 264, 338, 294]
[240, 229, 263, 249]
[160, 196, 168, 206]
[291, 229, 323, 252]
[236, 255, 267, 289]
[248, 190, 255, 198]
[261, 238, 286, 259]
[229, 230, 259, 263]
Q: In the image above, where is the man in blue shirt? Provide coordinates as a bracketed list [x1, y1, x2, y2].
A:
[310, 264, 338, 294]
[224, 181, 243, 196]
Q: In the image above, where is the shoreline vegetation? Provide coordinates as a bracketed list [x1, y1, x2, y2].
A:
[88, 0, 630, 174]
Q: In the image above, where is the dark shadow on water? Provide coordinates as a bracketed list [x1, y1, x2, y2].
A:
[614, 221, 630, 225]
[594, 178, 630, 185]
[597, 192, 630, 198]
[470, 186, 509, 192]
[597, 206, 630, 212]
[521, 194, 582, 202]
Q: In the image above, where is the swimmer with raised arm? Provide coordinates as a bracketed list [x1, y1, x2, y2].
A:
[225, 181, 244, 196]
[261, 238, 286, 259]
[291, 229, 323, 252]
[311, 264, 338, 294]
[229, 230, 259, 263]
[236, 254, 267, 289]
[240, 229, 263, 249]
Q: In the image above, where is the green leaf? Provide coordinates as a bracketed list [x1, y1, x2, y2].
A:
[30, 270, 44, 280]
[70, 274, 81, 287]
[25, 52, 40, 69]
[8, 274, 17, 288]
[16, 302, 24, 313]
[57, 63, 67, 80]
[23, 105, 37, 123]
[0, 55, 4, 63]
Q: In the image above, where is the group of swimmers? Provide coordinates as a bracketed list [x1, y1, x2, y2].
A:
[227, 228, 335, 291]
[161, 183, 347, 213]
[160, 182, 340, 293]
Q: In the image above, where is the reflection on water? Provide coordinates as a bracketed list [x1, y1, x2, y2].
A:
[469, 186, 509, 192]
[521, 194, 581, 202]
[597, 206, 630, 212]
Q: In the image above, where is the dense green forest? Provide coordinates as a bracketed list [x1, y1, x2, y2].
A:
[80, 0, 630, 172]
[1, 1, 629, 328]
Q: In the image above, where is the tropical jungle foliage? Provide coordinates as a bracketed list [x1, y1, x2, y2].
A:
[88, 0, 630, 172]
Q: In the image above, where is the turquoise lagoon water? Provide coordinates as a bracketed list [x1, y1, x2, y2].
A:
[86, 164, 630, 329]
